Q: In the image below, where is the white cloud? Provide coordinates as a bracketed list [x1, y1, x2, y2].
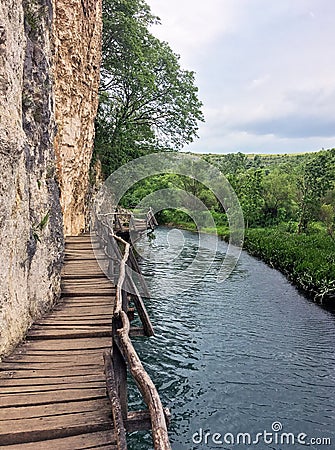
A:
[146, 0, 239, 65]
[146, 0, 335, 153]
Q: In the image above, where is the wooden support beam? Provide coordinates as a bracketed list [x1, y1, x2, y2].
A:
[112, 319, 128, 422]
[126, 274, 154, 337]
[103, 350, 128, 450]
[116, 312, 171, 450]
[129, 248, 150, 298]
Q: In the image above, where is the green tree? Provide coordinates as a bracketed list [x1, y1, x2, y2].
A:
[320, 203, 335, 241]
[262, 168, 298, 224]
[94, 0, 204, 176]
[297, 149, 335, 233]
[233, 169, 264, 228]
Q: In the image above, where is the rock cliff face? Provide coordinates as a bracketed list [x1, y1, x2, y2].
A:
[0, 0, 63, 356]
[53, 0, 102, 236]
[0, 0, 102, 356]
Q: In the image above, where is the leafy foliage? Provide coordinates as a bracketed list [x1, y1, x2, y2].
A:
[94, 0, 204, 176]
[244, 227, 335, 304]
[119, 149, 335, 304]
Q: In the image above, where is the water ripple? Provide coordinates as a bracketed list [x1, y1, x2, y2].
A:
[128, 228, 335, 450]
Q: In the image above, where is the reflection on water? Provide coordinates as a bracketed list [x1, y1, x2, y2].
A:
[128, 227, 335, 450]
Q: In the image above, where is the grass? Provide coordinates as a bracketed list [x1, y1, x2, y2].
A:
[243, 227, 335, 305]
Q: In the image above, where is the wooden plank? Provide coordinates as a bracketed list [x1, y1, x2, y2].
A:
[61, 290, 115, 297]
[31, 324, 112, 330]
[3, 348, 107, 359]
[129, 327, 145, 337]
[0, 407, 113, 445]
[0, 358, 104, 370]
[3, 337, 112, 351]
[0, 387, 107, 408]
[0, 398, 110, 421]
[34, 319, 112, 326]
[48, 306, 112, 320]
[28, 329, 112, 340]
[45, 312, 112, 319]
[44, 301, 113, 308]
[0, 381, 104, 394]
[1, 430, 117, 450]
[61, 279, 113, 286]
[1, 361, 103, 371]
[0, 367, 105, 380]
[1, 353, 103, 364]
[0, 374, 104, 387]
[57, 295, 114, 302]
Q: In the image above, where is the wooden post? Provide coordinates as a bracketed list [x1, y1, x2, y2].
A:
[127, 274, 154, 337]
[121, 288, 128, 313]
[103, 349, 128, 450]
[112, 319, 128, 421]
[129, 248, 150, 298]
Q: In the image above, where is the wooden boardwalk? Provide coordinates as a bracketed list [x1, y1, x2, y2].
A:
[0, 235, 130, 448]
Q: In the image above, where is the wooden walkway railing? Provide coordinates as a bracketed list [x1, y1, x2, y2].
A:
[98, 208, 157, 236]
[93, 211, 171, 450]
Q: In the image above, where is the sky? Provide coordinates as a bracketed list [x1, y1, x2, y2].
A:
[146, 0, 335, 154]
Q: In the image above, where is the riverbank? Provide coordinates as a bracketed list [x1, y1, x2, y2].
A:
[163, 220, 335, 307]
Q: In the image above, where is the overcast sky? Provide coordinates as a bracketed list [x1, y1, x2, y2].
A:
[146, 0, 335, 154]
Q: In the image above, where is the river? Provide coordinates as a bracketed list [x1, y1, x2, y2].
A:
[128, 227, 335, 450]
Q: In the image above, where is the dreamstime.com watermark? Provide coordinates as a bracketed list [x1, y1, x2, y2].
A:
[192, 422, 332, 447]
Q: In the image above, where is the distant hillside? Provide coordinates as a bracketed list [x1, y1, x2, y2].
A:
[185, 150, 325, 172]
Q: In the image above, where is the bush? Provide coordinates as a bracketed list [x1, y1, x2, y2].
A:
[244, 228, 335, 304]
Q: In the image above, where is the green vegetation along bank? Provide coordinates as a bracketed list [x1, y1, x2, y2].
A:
[120, 150, 335, 306]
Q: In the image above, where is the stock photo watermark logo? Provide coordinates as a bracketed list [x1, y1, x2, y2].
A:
[91, 152, 245, 294]
[192, 421, 332, 447]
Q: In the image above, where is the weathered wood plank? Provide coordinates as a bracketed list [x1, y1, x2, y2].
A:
[0, 381, 104, 394]
[0, 398, 110, 421]
[21, 337, 112, 350]
[28, 329, 112, 340]
[1, 430, 117, 450]
[34, 319, 112, 326]
[0, 407, 113, 445]
[0, 374, 104, 387]
[0, 387, 107, 408]
[1, 360, 103, 371]
[0, 367, 104, 380]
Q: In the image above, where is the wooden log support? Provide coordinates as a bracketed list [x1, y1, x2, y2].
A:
[121, 289, 128, 314]
[126, 272, 154, 337]
[129, 248, 150, 298]
[114, 238, 130, 315]
[116, 311, 171, 450]
[111, 320, 128, 422]
[103, 350, 128, 450]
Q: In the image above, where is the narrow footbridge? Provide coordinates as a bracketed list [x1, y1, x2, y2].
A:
[0, 212, 170, 449]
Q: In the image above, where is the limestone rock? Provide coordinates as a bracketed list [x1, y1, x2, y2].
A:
[0, 0, 63, 356]
[0, 0, 102, 356]
[53, 0, 102, 236]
